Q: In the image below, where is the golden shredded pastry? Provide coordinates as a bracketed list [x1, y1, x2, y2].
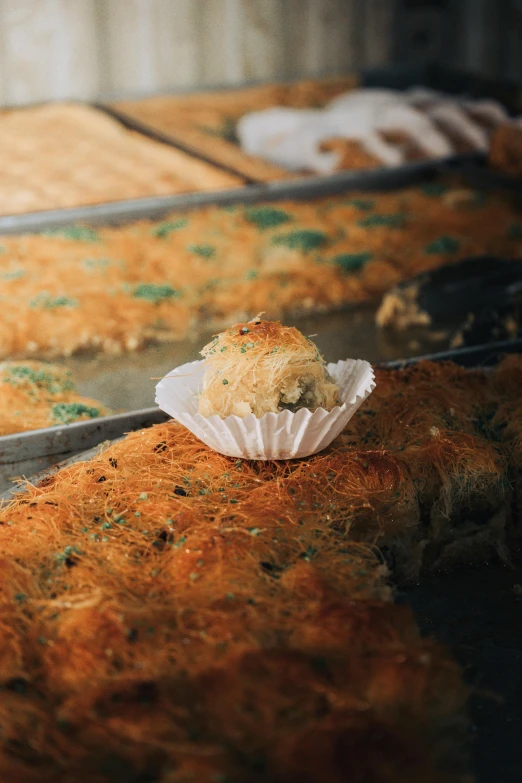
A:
[2, 182, 522, 359]
[2, 357, 521, 781]
[0, 103, 242, 215]
[198, 318, 340, 418]
[0, 360, 111, 435]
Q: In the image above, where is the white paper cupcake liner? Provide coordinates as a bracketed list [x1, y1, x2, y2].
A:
[155, 358, 375, 460]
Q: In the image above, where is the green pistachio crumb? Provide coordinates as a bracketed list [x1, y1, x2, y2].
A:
[188, 244, 215, 259]
[132, 283, 179, 304]
[51, 403, 101, 425]
[44, 226, 100, 242]
[358, 214, 405, 228]
[245, 206, 292, 230]
[272, 229, 327, 251]
[151, 218, 188, 238]
[332, 251, 372, 272]
[29, 293, 79, 309]
[425, 236, 461, 254]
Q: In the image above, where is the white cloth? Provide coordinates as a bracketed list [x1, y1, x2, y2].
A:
[237, 87, 508, 174]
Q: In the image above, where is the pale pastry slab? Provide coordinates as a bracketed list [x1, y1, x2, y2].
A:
[0, 102, 243, 215]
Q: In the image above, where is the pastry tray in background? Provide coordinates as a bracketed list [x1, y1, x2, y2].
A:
[1, 338, 520, 783]
[0, 102, 245, 218]
[107, 61, 522, 185]
[3, 63, 522, 232]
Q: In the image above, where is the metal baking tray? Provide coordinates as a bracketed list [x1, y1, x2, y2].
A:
[1, 340, 520, 783]
[0, 408, 168, 495]
[0, 155, 456, 235]
[1, 62, 520, 233]
[451, 158, 522, 196]
[385, 335, 522, 369]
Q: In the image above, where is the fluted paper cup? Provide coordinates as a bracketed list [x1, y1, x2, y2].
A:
[155, 358, 375, 460]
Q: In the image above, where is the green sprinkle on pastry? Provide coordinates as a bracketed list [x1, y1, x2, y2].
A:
[188, 244, 215, 259]
[4, 365, 75, 395]
[83, 258, 112, 270]
[332, 252, 372, 272]
[344, 198, 375, 210]
[245, 206, 292, 230]
[421, 183, 449, 197]
[151, 219, 188, 238]
[425, 236, 461, 254]
[132, 283, 179, 304]
[358, 214, 405, 228]
[43, 226, 100, 242]
[51, 402, 102, 425]
[272, 230, 327, 251]
[29, 294, 79, 309]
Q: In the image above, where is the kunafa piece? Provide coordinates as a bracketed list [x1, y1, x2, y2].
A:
[156, 319, 374, 460]
[198, 317, 340, 418]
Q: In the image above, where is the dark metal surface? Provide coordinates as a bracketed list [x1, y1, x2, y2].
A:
[361, 62, 522, 113]
[456, 159, 522, 196]
[383, 336, 522, 369]
[398, 563, 522, 783]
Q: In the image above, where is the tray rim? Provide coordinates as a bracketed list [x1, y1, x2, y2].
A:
[0, 157, 473, 235]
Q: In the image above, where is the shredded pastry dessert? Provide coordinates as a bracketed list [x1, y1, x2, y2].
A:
[5, 355, 517, 781]
[0, 103, 242, 215]
[0, 360, 110, 435]
[2, 181, 522, 358]
[198, 318, 340, 418]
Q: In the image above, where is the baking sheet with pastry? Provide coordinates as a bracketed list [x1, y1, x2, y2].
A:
[0, 102, 243, 218]
[1, 342, 520, 783]
[109, 63, 522, 185]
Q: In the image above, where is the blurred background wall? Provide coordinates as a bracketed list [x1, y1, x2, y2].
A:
[0, 0, 519, 107]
